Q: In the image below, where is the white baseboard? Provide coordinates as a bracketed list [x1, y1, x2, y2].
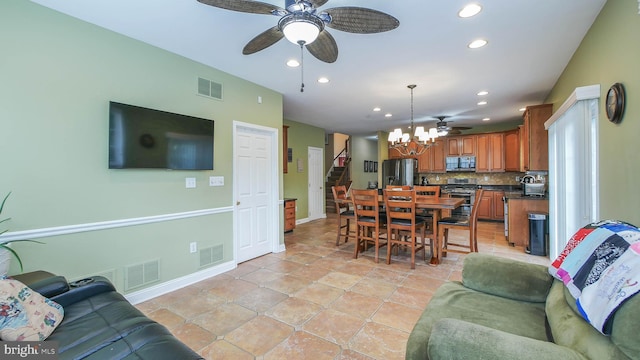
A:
[295, 214, 326, 225]
[124, 260, 236, 305]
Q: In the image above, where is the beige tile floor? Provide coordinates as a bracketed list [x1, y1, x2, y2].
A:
[136, 215, 550, 359]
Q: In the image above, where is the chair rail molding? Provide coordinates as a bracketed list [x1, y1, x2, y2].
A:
[0, 207, 233, 242]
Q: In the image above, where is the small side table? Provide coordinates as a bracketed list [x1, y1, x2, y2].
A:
[284, 198, 297, 233]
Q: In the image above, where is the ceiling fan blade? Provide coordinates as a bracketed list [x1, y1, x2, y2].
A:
[305, 30, 338, 63]
[307, 0, 329, 8]
[197, 0, 284, 15]
[324, 7, 399, 34]
[242, 26, 284, 55]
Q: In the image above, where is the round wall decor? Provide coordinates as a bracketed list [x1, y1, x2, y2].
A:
[605, 83, 625, 124]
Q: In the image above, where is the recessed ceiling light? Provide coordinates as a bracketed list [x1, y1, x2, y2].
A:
[286, 59, 300, 67]
[458, 4, 482, 18]
[477, 90, 489, 96]
[482, 117, 490, 121]
[373, 107, 381, 112]
[477, 100, 488, 105]
[317, 77, 329, 84]
[468, 39, 488, 49]
[385, 113, 392, 118]
[519, 107, 526, 112]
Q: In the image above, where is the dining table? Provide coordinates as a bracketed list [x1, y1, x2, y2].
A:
[337, 194, 465, 266]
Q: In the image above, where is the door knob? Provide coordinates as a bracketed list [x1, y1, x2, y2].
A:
[236, 201, 240, 205]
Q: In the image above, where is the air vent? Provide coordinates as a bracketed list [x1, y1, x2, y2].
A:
[199, 244, 224, 268]
[125, 259, 160, 291]
[197, 77, 223, 100]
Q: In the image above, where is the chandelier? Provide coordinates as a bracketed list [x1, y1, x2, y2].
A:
[388, 84, 440, 156]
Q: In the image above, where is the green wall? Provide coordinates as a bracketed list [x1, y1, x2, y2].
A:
[0, 1, 283, 291]
[283, 119, 326, 220]
[545, 0, 640, 225]
[350, 136, 379, 189]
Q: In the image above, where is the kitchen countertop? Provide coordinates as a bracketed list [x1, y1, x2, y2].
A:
[504, 193, 549, 200]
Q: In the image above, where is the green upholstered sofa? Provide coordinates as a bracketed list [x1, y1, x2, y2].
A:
[406, 253, 640, 360]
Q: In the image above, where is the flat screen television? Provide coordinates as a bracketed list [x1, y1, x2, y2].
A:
[108, 101, 214, 170]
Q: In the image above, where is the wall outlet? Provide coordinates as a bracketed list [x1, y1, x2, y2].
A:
[189, 242, 197, 253]
[209, 176, 224, 186]
[185, 177, 196, 188]
[515, 176, 521, 182]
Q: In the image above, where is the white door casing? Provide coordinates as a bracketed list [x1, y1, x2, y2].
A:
[308, 146, 325, 221]
[233, 122, 279, 263]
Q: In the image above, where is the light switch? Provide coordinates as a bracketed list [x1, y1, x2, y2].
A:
[209, 176, 224, 186]
[185, 177, 196, 188]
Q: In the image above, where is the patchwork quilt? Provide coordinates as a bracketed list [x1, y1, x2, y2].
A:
[549, 220, 640, 334]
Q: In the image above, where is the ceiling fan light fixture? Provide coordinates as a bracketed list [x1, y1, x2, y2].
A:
[279, 13, 324, 45]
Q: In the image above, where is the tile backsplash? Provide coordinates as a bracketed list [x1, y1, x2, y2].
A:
[418, 172, 524, 186]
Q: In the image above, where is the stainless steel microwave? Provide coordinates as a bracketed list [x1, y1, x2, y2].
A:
[446, 156, 476, 172]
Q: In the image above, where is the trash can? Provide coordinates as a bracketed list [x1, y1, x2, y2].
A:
[526, 212, 548, 256]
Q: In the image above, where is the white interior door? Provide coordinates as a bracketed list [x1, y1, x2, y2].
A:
[234, 123, 277, 263]
[308, 146, 324, 221]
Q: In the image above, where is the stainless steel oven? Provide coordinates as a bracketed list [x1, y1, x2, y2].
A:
[442, 178, 477, 218]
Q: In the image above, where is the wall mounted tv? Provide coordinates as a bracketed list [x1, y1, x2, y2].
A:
[108, 101, 214, 170]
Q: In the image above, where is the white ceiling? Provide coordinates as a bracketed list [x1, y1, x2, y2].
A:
[31, 0, 606, 136]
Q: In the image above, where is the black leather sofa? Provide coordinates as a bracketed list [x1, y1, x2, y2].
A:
[14, 271, 203, 360]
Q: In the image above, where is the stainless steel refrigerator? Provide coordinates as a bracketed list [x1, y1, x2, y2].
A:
[381, 159, 417, 188]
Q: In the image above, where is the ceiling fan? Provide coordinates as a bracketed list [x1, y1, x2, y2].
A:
[196, 0, 400, 64]
[434, 116, 471, 136]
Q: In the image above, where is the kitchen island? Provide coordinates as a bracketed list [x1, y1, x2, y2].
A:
[505, 193, 548, 249]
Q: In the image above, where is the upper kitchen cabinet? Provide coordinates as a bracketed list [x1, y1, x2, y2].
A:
[476, 133, 504, 172]
[446, 136, 475, 156]
[417, 139, 446, 173]
[504, 129, 520, 172]
[389, 146, 403, 159]
[520, 104, 552, 171]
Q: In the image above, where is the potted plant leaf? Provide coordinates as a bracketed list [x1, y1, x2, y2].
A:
[0, 192, 43, 275]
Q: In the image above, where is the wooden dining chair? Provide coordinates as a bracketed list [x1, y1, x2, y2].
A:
[383, 189, 428, 269]
[414, 185, 441, 229]
[351, 188, 387, 263]
[331, 185, 355, 246]
[438, 189, 484, 256]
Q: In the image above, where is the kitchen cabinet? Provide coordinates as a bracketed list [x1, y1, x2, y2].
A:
[446, 136, 475, 156]
[520, 104, 552, 171]
[478, 190, 505, 220]
[284, 198, 296, 232]
[417, 139, 446, 173]
[283, 125, 289, 174]
[476, 133, 504, 172]
[389, 146, 403, 159]
[504, 129, 520, 172]
[507, 198, 549, 247]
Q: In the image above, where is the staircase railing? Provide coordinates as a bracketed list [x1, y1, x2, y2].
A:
[325, 143, 349, 179]
[325, 138, 351, 188]
[335, 157, 351, 188]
